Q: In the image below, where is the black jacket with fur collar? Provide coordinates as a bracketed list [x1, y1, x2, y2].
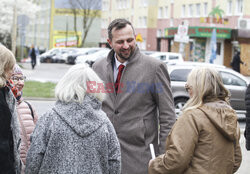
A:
[0, 87, 15, 174]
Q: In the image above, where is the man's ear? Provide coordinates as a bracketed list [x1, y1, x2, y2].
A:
[107, 39, 112, 48]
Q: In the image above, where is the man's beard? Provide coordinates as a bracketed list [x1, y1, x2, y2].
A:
[117, 47, 135, 61]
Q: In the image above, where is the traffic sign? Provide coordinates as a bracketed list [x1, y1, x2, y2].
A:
[174, 34, 189, 43]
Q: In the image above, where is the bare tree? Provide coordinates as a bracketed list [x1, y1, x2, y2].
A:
[0, 0, 39, 55]
[68, 0, 101, 47]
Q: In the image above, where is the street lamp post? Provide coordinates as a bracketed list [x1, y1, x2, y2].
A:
[11, 0, 17, 55]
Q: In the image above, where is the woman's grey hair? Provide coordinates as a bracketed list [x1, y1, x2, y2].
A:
[108, 18, 135, 40]
[55, 63, 105, 103]
[0, 44, 16, 87]
[183, 66, 229, 112]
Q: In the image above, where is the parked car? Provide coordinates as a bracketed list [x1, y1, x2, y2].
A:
[52, 48, 77, 63]
[141, 50, 158, 56]
[40, 48, 72, 63]
[76, 48, 110, 66]
[150, 51, 184, 64]
[66, 47, 102, 64]
[168, 62, 249, 119]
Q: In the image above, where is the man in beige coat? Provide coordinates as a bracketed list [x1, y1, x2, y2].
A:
[92, 18, 176, 174]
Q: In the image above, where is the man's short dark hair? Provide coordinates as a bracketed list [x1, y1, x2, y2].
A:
[108, 18, 134, 40]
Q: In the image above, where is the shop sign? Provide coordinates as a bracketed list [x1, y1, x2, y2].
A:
[164, 27, 231, 39]
[53, 30, 82, 47]
[200, 17, 229, 25]
[200, 6, 229, 25]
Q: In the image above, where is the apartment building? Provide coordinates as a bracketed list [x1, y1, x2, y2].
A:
[101, 0, 250, 75]
[100, 0, 158, 50]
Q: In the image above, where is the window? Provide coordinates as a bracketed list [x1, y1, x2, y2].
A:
[127, 0, 130, 8]
[102, 1, 109, 11]
[216, 42, 221, 55]
[204, 2, 208, 16]
[220, 71, 246, 86]
[165, 6, 168, 18]
[182, 5, 186, 17]
[141, 0, 148, 7]
[158, 7, 163, 18]
[170, 18, 173, 27]
[196, 3, 201, 17]
[169, 55, 179, 60]
[139, 16, 147, 27]
[227, 0, 232, 15]
[157, 29, 162, 37]
[143, 17, 147, 27]
[170, 69, 191, 82]
[189, 4, 193, 17]
[159, 55, 166, 61]
[236, 0, 243, 14]
[101, 19, 108, 29]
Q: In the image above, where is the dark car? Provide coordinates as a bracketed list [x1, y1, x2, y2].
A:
[168, 62, 249, 119]
[40, 48, 68, 63]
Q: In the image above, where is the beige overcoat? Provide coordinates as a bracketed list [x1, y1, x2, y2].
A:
[148, 101, 242, 174]
[93, 47, 176, 174]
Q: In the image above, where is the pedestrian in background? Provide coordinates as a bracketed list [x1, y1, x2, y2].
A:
[28, 45, 39, 70]
[0, 45, 21, 174]
[25, 63, 121, 174]
[231, 51, 246, 73]
[245, 84, 250, 150]
[148, 67, 242, 174]
[11, 64, 38, 174]
[93, 18, 176, 174]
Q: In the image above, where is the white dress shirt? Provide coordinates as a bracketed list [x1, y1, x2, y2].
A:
[113, 54, 127, 82]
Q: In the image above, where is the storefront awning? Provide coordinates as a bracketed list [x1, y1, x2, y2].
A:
[164, 26, 231, 39]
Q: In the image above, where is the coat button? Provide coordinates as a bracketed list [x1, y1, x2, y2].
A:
[114, 110, 119, 114]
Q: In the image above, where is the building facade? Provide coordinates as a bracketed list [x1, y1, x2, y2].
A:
[22, 0, 102, 51]
[100, 0, 250, 75]
[100, 0, 158, 50]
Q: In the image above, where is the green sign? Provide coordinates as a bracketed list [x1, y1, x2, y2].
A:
[164, 26, 231, 39]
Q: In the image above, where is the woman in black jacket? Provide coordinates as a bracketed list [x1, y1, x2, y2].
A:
[0, 44, 21, 174]
[245, 84, 250, 150]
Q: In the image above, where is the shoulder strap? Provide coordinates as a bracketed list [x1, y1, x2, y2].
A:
[24, 101, 34, 120]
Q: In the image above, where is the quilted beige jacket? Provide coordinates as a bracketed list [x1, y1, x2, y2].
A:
[149, 100, 242, 174]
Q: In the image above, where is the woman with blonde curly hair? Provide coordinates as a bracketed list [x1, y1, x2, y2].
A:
[149, 66, 242, 174]
[0, 44, 21, 174]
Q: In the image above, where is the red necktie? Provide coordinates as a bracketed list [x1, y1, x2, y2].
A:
[115, 64, 125, 93]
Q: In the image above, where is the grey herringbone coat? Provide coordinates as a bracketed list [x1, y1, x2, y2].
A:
[25, 95, 121, 174]
[93, 47, 176, 174]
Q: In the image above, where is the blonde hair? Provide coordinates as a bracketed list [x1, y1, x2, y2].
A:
[0, 44, 16, 87]
[182, 66, 229, 112]
[55, 63, 105, 103]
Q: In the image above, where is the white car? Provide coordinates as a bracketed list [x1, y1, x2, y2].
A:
[76, 48, 110, 66]
[150, 51, 184, 64]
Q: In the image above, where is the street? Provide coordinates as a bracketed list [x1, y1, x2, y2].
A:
[22, 62, 250, 173]
[21, 62, 72, 83]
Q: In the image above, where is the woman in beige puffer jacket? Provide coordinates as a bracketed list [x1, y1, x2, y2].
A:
[11, 64, 38, 174]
